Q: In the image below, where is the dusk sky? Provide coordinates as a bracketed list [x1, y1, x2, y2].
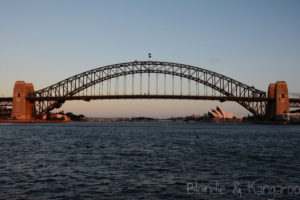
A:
[1, 0, 299, 117]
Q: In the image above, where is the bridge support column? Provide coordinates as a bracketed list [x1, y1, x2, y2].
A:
[266, 81, 289, 120]
[12, 81, 35, 120]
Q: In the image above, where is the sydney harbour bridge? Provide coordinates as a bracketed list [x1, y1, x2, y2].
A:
[0, 60, 300, 120]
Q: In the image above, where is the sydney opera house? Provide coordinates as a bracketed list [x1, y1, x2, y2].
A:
[208, 106, 234, 119]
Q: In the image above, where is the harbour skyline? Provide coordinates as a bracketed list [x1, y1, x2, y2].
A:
[1, 0, 299, 117]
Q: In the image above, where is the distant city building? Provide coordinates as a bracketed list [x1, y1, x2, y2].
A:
[192, 113, 202, 119]
[279, 113, 300, 123]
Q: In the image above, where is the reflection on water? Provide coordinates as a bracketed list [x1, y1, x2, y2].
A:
[0, 122, 300, 199]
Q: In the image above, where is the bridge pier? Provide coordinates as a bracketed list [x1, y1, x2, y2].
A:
[12, 81, 35, 120]
[266, 81, 289, 120]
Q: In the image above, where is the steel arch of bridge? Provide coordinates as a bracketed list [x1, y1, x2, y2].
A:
[28, 61, 267, 118]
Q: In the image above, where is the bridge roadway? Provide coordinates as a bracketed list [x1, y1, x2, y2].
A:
[1, 96, 300, 106]
[0, 97, 13, 101]
[26, 95, 269, 102]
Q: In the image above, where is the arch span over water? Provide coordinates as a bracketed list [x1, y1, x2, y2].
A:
[28, 61, 267, 117]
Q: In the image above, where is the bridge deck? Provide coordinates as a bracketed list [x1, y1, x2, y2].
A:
[0, 97, 13, 101]
[2, 96, 300, 106]
[290, 98, 300, 103]
[26, 95, 269, 102]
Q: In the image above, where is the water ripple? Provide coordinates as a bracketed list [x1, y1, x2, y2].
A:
[0, 122, 300, 199]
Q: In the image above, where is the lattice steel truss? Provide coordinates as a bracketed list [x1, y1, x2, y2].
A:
[290, 98, 300, 108]
[0, 98, 13, 107]
[28, 61, 267, 118]
[0, 98, 13, 117]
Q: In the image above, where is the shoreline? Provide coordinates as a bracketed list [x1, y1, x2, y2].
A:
[0, 119, 68, 123]
[1, 119, 298, 125]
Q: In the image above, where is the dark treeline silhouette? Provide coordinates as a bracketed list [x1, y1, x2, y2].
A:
[57, 111, 86, 121]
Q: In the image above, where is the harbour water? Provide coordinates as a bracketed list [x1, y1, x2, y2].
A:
[0, 122, 300, 200]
